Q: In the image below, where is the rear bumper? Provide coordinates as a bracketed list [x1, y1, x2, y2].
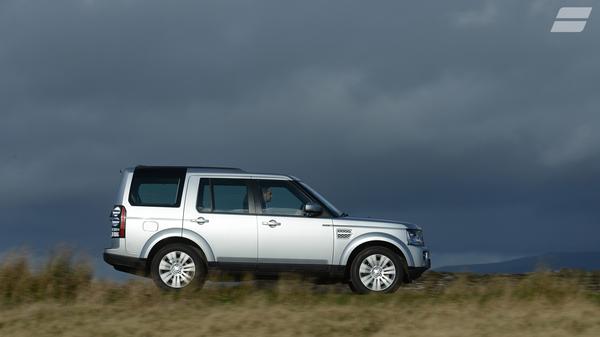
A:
[103, 252, 147, 275]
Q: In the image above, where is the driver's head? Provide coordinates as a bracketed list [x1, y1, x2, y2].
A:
[262, 187, 272, 203]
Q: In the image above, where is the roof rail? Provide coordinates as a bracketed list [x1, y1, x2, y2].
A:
[135, 165, 245, 173]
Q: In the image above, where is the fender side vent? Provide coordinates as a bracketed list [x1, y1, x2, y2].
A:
[337, 228, 352, 239]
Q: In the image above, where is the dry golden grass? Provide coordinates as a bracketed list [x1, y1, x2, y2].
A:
[1, 250, 599, 337]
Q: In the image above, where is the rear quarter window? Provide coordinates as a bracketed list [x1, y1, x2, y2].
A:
[129, 168, 186, 207]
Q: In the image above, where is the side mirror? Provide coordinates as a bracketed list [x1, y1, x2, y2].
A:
[304, 202, 323, 216]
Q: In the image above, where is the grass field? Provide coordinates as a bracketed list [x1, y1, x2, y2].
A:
[1, 250, 599, 337]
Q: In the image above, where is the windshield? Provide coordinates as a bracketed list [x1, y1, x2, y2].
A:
[298, 181, 344, 217]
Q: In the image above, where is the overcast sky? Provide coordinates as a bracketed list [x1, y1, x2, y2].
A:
[1, 0, 599, 276]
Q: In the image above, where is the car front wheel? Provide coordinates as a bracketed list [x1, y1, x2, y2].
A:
[349, 246, 404, 294]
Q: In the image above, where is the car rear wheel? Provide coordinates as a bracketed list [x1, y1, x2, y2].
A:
[150, 244, 207, 290]
[349, 246, 404, 294]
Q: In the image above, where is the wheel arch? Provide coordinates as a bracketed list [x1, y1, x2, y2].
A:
[340, 233, 413, 283]
[140, 229, 215, 271]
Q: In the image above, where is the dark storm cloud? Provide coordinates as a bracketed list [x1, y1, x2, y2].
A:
[1, 0, 599, 269]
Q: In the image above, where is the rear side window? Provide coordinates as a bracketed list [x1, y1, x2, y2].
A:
[129, 168, 186, 207]
[196, 178, 251, 214]
[197, 179, 212, 212]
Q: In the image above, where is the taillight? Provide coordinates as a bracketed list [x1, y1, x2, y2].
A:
[110, 205, 126, 238]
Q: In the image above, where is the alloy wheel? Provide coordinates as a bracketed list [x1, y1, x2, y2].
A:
[158, 251, 196, 288]
[358, 254, 396, 291]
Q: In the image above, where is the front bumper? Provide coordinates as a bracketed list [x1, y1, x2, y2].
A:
[103, 252, 147, 275]
[408, 266, 429, 280]
[407, 248, 430, 280]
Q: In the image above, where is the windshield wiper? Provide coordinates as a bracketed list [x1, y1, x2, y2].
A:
[340, 212, 349, 217]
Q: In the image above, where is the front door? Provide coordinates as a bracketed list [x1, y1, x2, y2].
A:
[255, 179, 333, 271]
[183, 176, 257, 267]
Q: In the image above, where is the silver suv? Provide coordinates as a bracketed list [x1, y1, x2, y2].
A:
[103, 166, 430, 293]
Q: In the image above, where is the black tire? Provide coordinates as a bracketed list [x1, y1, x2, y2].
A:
[348, 246, 405, 294]
[150, 243, 207, 291]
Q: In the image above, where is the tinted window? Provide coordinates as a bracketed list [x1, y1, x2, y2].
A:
[129, 168, 185, 207]
[258, 180, 310, 216]
[212, 179, 249, 214]
[197, 179, 212, 212]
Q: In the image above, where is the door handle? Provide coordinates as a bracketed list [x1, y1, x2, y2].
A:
[262, 219, 281, 227]
[190, 217, 209, 225]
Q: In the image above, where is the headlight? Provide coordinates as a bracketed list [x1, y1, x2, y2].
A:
[406, 229, 424, 246]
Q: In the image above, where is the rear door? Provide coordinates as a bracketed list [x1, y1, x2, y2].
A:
[183, 176, 258, 268]
[255, 179, 333, 271]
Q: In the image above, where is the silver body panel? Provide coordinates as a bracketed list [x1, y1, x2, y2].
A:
[104, 167, 430, 270]
[257, 215, 334, 264]
[183, 175, 257, 263]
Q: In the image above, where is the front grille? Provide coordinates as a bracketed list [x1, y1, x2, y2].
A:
[336, 228, 352, 239]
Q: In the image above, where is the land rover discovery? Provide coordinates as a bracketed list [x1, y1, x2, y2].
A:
[103, 166, 430, 293]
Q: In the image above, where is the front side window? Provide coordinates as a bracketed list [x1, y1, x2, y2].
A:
[258, 180, 310, 216]
[196, 179, 250, 214]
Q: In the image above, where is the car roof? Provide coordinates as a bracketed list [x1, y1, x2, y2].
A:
[128, 166, 295, 180]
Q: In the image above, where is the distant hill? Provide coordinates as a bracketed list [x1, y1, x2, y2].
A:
[435, 252, 600, 274]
